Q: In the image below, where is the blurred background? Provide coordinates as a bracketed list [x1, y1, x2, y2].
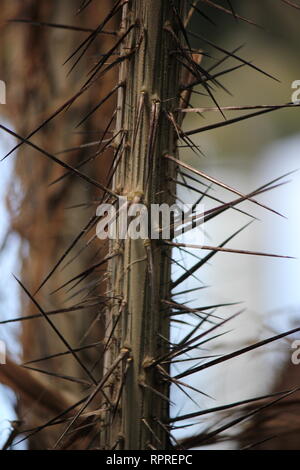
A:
[171, 1, 300, 449]
[1, 0, 300, 449]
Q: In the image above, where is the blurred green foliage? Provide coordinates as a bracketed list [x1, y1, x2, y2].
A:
[187, 1, 300, 159]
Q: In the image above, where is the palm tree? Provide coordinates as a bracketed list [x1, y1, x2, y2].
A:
[1, 0, 300, 451]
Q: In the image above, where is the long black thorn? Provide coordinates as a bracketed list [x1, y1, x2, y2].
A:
[0, 124, 118, 198]
[185, 103, 300, 136]
[14, 276, 98, 386]
[65, 0, 125, 72]
[35, 215, 98, 294]
[176, 326, 300, 380]
[188, 29, 280, 82]
[23, 341, 103, 365]
[22, 365, 92, 386]
[76, 83, 123, 128]
[8, 19, 117, 35]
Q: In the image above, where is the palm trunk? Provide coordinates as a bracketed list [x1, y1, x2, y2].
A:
[102, 1, 188, 450]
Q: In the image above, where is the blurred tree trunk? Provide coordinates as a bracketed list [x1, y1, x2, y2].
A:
[0, 0, 116, 449]
[240, 361, 300, 450]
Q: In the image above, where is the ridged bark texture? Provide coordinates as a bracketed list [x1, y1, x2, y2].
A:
[102, 0, 188, 450]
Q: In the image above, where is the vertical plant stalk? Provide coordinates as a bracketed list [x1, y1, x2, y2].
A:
[102, 0, 188, 450]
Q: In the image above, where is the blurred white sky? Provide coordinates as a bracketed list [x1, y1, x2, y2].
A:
[0, 124, 22, 448]
[171, 133, 300, 447]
